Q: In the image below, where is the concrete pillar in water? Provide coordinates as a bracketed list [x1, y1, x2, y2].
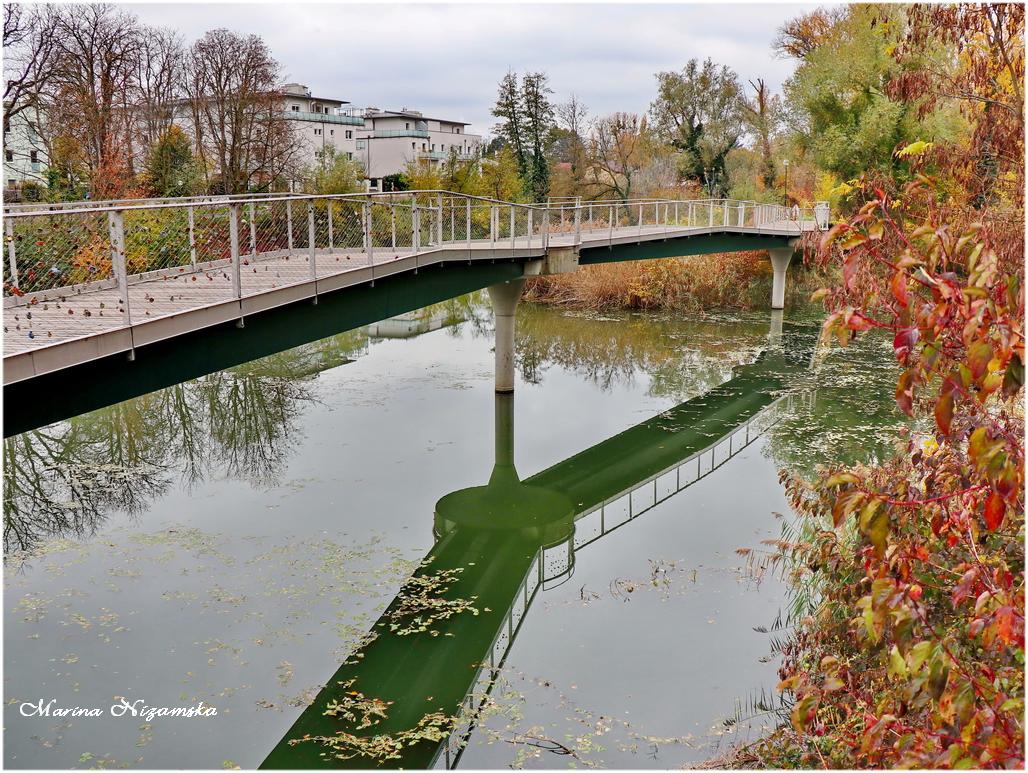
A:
[769, 247, 793, 310]
[488, 278, 525, 393]
[769, 308, 784, 345]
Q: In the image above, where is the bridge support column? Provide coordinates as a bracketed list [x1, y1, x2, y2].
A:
[488, 278, 525, 393]
[769, 247, 793, 310]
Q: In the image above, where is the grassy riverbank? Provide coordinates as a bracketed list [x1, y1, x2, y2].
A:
[523, 252, 828, 313]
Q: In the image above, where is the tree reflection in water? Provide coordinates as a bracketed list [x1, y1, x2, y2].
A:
[3, 329, 369, 554]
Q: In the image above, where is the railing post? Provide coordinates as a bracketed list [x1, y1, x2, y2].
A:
[365, 200, 374, 281]
[509, 206, 515, 254]
[228, 204, 242, 300]
[722, 200, 728, 226]
[187, 206, 197, 267]
[306, 202, 316, 280]
[608, 204, 614, 243]
[286, 199, 294, 252]
[588, 203, 593, 227]
[674, 201, 679, 226]
[248, 201, 257, 258]
[490, 205, 496, 247]
[327, 200, 334, 252]
[450, 203, 455, 243]
[107, 209, 132, 325]
[560, 205, 566, 231]
[527, 207, 533, 250]
[5, 216, 18, 289]
[573, 201, 582, 245]
[542, 208, 550, 250]
[436, 193, 443, 245]
[708, 201, 714, 227]
[466, 198, 472, 250]
[638, 203, 643, 236]
[412, 200, 421, 254]
[391, 205, 397, 250]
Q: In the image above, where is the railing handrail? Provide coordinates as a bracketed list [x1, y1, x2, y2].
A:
[4, 191, 828, 218]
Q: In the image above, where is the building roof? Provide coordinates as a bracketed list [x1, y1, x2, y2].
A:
[366, 109, 470, 126]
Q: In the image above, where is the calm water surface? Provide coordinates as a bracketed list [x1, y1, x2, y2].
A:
[3, 294, 901, 769]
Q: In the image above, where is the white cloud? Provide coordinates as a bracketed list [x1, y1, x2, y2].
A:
[125, 2, 815, 136]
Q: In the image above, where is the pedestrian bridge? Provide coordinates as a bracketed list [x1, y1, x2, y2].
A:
[2, 191, 827, 434]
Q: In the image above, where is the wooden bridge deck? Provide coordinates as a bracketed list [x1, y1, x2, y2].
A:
[3, 221, 812, 385]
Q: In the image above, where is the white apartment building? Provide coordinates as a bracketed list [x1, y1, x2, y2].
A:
[355, 109, 482, 190]
[2, 107, 47, 197]
[280, 83, 364, 168]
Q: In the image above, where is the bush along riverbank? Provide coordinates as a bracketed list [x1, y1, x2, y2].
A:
[719, 168, 1024, 769]
[523, 251, 829, 314]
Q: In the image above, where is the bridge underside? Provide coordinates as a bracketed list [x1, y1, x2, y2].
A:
[3, 230, 800, 437]
[3, 261, 522, 436]
[580, 232, 795, 264]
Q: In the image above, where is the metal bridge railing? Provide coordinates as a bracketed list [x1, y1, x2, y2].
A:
[2, 191, 829, 327]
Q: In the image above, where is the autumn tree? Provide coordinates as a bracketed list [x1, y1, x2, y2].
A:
[480, 146, 523, 202]
[650, 58, 744, 196]
[134, 26, 183, 152]
[551, 94, 590, 196]
[890, 4, 1025, 207]
[586, 112, 651, 201]
[183, 28, 301, 193]
[46, 4, 143, 199]
[741, 78, 783, 190]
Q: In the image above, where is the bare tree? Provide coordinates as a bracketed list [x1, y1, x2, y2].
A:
[184, 29, 301, 193]
[47, 4, 143, 198]
[135, 26, 184, 150]
[2, 4, 58, 122]
[587, 112, 650, 201]
[555, 94, 589, 193]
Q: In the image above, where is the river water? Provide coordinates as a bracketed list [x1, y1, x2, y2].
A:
[3, 293, 901, 769]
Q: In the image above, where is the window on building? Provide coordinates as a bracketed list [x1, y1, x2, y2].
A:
[4, 150, 12, 162]
[314, 128, 321, 135]
[422, 143, 426, 151]
[346, 152, 353, 160]
[405, 122, 410, 130]
[357, 140, 366, 150]
[345, 130, 352, 139]
[431, 144, 435, 151]
[291, 105, 299, 112]
[330, 129, 334, 136]
[29, 150, 38, 163]
[411, 142, 415, 150]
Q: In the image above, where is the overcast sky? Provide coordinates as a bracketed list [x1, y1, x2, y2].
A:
[126, 2, 815, 136]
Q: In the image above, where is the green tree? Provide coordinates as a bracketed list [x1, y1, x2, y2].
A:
[650, 58, 744, 196]
[142, 125, 199, 197]
[480, 146, 522, 201]
[305, 147, 364, 194]
[777, 5, 965, 181]
[490, 70, 555, 201]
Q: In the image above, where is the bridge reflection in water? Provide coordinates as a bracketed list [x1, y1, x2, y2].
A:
[262, 319, 817, 770]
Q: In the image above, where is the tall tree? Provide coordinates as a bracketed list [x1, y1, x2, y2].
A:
[2, 4, 58, 123]
[587, 112, 650, 201]
[491, 71, 527, 175]
[184, 28, 301, 193]
[521, 71, 554, 201]
[554, 94, 589, 194]
[135, 26, 183, 151]
[649, 58, 744, 196]
[741, 78, 783, 190]
[47, 4, 143, 199]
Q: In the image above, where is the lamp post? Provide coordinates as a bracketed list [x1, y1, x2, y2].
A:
[783, 159, 790, 206]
